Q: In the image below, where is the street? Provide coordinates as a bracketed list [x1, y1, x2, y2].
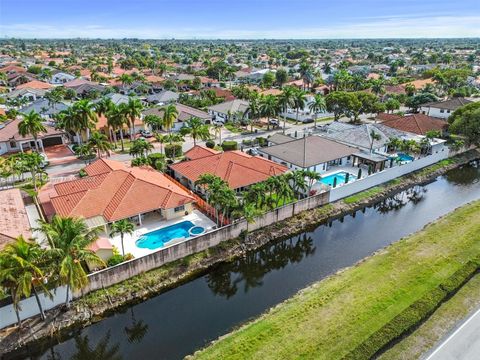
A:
[425, 307, 480, 360]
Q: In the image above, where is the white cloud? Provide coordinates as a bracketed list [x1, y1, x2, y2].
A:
[1, 15, 479, 39]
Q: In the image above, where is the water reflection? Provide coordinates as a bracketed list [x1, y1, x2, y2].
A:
[207, 234, 316, 298]
[124, 309, 148, 344]
[375, 185, 426, 213]
[445, 162, 480, 185]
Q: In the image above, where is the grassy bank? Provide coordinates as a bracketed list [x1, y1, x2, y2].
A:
[378, 272, 480, 360]
[189, 200, 480, 360]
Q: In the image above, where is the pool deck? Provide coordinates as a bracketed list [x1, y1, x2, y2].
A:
[107, 210, 216, 258]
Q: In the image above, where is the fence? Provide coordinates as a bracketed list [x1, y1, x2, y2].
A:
[329, 149, 450, 202]
[0, 189, 329, 329]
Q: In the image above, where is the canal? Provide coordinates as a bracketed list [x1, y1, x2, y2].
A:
[8, 163, 480, 360]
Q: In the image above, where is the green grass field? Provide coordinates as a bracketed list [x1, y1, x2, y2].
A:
[189, 200, 480, 360]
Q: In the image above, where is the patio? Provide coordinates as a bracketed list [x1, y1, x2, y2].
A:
[106, 209, 216, 258]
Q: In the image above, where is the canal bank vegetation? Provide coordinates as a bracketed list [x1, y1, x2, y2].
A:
[1, 149, 478, 355]
[189, 200, 480, 360]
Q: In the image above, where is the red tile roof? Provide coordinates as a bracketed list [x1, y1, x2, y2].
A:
[380, 114, 447, 135]
[49, 159, 195, 222]
[16, 80, 53, 90]
[0, 118, 64, 142]
[0, 189, 31, 250]
[170, 150, 288, 190]
[184, 145, 220, 160]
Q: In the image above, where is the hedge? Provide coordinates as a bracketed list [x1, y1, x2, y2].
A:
[205, 140, 215, 149]
[165, 143, 183, 158]
[343, 258, 480, 360]
[221, 140, 238, 151]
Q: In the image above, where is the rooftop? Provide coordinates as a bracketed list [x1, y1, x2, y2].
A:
[0, 189, 31, 250]
[170, 150, 288, 189]
[380, 113, 447, 135]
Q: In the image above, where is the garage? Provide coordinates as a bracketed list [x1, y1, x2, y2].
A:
[42, 136, 64, 147]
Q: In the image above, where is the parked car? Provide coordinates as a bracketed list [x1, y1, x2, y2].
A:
[140, 129, 153, 138]
[247, 147, 259, 156]
[269, 118, 279, 126]
[39, 153, 49, 168]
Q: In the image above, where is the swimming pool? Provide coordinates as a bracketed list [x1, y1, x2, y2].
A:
[397, 153, 414, 162]
[136, 221, 204, 250]
[320, 171, 357, 187]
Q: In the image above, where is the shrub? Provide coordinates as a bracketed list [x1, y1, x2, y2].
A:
[147, 153, 166, 171]
[78, 169, 87, 177]
[165, 143, 183, 158]
[107, 254, 125, 267]
[242, 139, 253, 146]
[221, 140, 238, 151]
[257, 137, 268, 147]
[205, 140, 215, 149]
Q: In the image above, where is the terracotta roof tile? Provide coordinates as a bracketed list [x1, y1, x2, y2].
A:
[381, 114, 447, 135]
[171, 150, 288, 189]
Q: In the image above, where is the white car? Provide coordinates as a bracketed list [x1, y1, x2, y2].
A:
[39, 153, 49, 168]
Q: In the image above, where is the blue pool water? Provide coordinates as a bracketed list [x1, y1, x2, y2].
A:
[320, 171, 357, 187]
[397, 153, 414, 162]
[136, 221, 202, 250]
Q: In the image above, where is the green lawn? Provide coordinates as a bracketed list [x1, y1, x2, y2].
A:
[189, 200, 480, 360]
[343, 186, 383, 204]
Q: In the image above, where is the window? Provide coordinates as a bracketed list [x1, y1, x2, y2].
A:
[440, 109, 444, 113]
[174, 205, 185, 212]
[9, 141, 16, 148]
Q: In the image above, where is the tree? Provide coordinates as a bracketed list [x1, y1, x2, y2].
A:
[405, 93, 437, 112]
[180, 117, 210, 146]
[37, 216, 104, 306]
[293, 89, 307, 124]
[243, 95, 261, 133]
[129, 138, 154, 158]
[125, 98, 144, 140]
[277, 86, 295, 133]
[384, 98, 400, 113]
[18, 111, 46, 152]
[262, 71, 275, 88]
[286, 170, 308, 199]
[260, 94, 279, 132]
[308, 94, 326, 128]
[143, 114, 162, 132]
[0, 236, 51, 325]
[449, 102, 480, 146]
[110, 219, 134, 256]
[233, 203, 261, 241]
[72, 99, 98, 141]
[88, 131, 112, 158]
[162, 104, 178, 134]
[325, 91, 353, 121]
[369, 129, 382, 153]
[119, 74, 133, 91]
[22, 152, 46, 191]
[275, 68, 288, 87]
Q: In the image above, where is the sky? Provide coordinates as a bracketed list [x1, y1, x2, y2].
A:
[0, 0, 479, 39]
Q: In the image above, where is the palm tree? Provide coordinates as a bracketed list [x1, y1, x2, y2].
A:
[369, 129, 382, 154]
[303, 170, 321, 195]
[232, 203, 260, 241]
[277, 86, 295, 134]
[125, 98, 144, 140]
[292, 89, 307, 124]
[143, 114, 163, 132]
[129, 138, 154, 158]
[260, 94, 279, 132]
[154, 133, 166, 154]
[72, 99, 98, 141]
[211, 123, 223, 146]
[243, 95, 261, 133]
[162, 104, 178, 134]
[0, 236, 51, 322]
[109, 219, 134, 256]
[88, 131, 112, 158]
[286, 170, 308, 199]
[180, 117, 211, 146]
[308, 94, 326, 128]
[37, 216, 104, 306]
[18, 111, 46, 152]
[22, 152, 46, 191]
[322, 62, 332, 74]
[119, 74, 133, 92]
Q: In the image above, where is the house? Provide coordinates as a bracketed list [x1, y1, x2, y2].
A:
[16, 80, 53, 90]
[142, 103, 211, 131]
[267, 133, 296, 146]
[207, 99, 249, 122]
[170, 148, 288, 192]
[0, 118, 65, 155]
[4, 87, 48, 102]
[183, 144, 220, 160]
[318, 122, 391, 153]
[7, 73, 37, 88]
[420, 98, 472, 119]
[43, 158, 196, 229]
[378, 113, 448, 136]
[146, 90, 179, 105]
[20, 98, 69, 119]
[50, 72, 76, 85]
[0, 189, 32, 251]
[257, 135, 357, 174]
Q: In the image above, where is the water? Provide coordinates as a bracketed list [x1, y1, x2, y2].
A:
[396, 153, 414, 162]
[136, 221, 201, 250]
[8, 163, 480, 360]
[320, 171, 357, 187]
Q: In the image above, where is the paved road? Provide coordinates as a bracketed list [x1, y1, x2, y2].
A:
[425, 307, 480, 360]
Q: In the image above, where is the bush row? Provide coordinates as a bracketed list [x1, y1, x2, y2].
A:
[343, 258, 480, 360]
